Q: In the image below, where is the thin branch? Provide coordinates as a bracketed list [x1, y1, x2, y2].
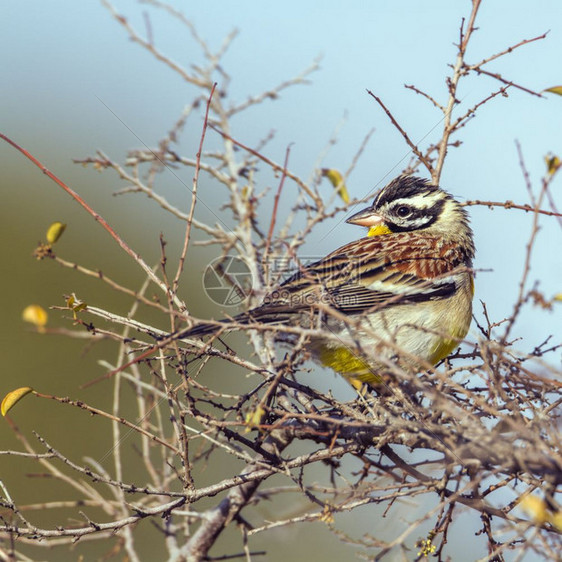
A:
[208, 124, 321, 205]
[102, 0, 211, 89]
[433, 0, 482, 183]
[264, 144, 292, 258]
[468, 31, 548, 71]
[367, 89, 434, 176]
[466, 66, 544, 98]
[172, 83, 217, 299]
[462, 199, 562, 218]
[404, 84, 445, 112]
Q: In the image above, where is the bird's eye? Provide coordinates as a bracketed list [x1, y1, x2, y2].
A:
[395, 205, 412, 218]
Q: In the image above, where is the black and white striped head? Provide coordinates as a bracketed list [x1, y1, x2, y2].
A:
[347, 175, 472, 243]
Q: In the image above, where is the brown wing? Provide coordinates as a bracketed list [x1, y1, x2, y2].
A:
[267, 232, 467, 309]
[183, 232, 470, 337]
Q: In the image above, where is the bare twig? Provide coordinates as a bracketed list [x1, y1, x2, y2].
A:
[264, 144, 292, 258]
[463, 198, 562, 218]
[367, 90, 434, 176]
[433, 0, 481, 183]
[172, 83, 217, 300]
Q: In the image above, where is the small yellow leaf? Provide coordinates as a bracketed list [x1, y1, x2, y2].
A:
[545, 154, 561, 175]
[67, 295, 87, 319]
[1, 387, 34, 416]
[46, 221, 66, 244]
[320, 504, 335, 524]
[519, 495, 548, 525]
[244, 406, 266, 432]
[544, 86, 562, 96]
[22, 305, 48, 328]
[553, 293, 562, 302]
[321, 168, 350, 204]
[416, 538, 437, 557]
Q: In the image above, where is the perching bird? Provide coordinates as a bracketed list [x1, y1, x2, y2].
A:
[184, 175, 475, 388]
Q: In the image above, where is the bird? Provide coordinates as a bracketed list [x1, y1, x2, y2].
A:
[183, 175, 475, 389]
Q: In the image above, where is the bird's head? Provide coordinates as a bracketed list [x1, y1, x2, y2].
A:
[346, 175, 473, 249]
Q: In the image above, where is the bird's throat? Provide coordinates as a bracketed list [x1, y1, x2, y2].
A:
[367, 224, 392, 237]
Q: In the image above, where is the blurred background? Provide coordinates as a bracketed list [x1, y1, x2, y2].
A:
[2, 1, 562, 560]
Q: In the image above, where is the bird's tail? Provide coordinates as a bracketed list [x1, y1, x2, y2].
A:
[177, 305, 295, 339]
